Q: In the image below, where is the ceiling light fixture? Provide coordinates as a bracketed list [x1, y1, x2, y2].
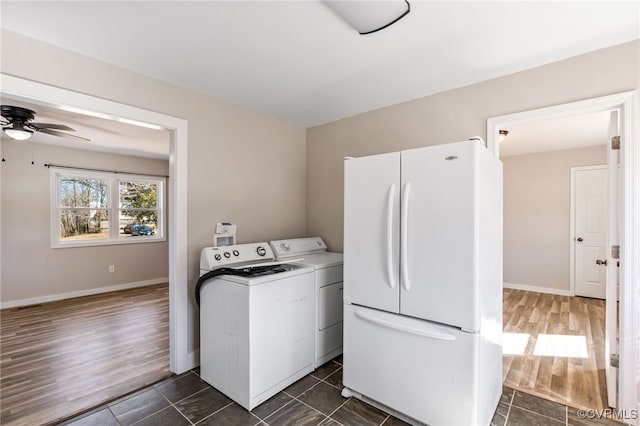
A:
[322, 0, 411, 35]
[498, 130, 509, 142]
[3, 122, 33, 140]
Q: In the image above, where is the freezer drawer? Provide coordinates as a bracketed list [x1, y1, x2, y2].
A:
[343, 305, 498, 426]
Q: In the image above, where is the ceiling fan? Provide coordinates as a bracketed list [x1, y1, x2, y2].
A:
[1, 105, 90, 142]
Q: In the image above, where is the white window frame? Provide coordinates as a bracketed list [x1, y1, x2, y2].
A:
[50, 168, 166, 248]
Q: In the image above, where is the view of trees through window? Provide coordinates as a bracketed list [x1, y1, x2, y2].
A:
[59, 177, 109, 239]
[55, 171, 163, 244]
[119, 181, 158, 238]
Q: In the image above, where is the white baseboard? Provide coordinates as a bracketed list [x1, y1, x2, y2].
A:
[0, 278, 169, 309]
[503, 282, 573, 296]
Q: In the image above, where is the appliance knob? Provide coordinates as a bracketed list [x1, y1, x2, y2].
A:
[233, 250, 239, 256]
[281, 243, 290, 250]
[256, 246, 267, 256]
[224, 252, 231, 258]
[214, 254, 221, 261]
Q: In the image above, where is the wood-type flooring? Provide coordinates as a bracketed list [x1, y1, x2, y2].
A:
[0, 283, 170, 426]
[502, 288, 608, 411]
[0, 285, 610, 424]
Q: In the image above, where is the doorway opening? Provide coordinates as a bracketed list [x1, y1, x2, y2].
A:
[498, 115, 610, 409]
[0, 75, 190, 423]
[487, 91, 639, 418]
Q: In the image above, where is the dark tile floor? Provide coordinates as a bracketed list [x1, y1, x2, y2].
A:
[59, 356, 622, 426]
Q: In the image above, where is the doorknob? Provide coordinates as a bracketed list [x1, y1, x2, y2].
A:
[576, 237, 583, 242]
[596, 259, 608, 266]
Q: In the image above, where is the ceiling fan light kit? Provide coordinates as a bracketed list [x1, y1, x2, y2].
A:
[322, 0, 410, 35]
[4, 124, 33, 141]
[1, 105, 90, 142]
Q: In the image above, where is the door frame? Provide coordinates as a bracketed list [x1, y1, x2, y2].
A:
[487, 91, 639, 421]
[0, 73, 192, 373]
[570, 164, 607, 298]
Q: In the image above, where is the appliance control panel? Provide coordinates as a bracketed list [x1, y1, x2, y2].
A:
[200, 242, 274, 270]
[270, 237, 327, 259]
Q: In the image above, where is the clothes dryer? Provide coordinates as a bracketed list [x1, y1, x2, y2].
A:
[270, 237, 344, 367]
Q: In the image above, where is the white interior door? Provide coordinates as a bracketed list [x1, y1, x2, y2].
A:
[574, 166, 608, 299]
[605, 110, 620, 408]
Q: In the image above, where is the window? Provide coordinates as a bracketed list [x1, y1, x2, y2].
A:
[51, 168, 165, 248]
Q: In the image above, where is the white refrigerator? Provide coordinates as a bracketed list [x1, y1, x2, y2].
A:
[342, 139, 503, 426]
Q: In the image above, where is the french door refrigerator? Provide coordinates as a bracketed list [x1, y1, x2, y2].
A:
[342, 139, 502, 426]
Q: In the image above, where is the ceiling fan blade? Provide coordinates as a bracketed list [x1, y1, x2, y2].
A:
[36, 128, 91, 142]
[30, 122, 75, 131]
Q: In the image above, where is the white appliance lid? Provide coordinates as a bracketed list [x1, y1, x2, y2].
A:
[294, 252, 344, 268]
[270, 237, 328, 259]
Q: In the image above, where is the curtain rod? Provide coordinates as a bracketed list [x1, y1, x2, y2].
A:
[43, 163, 169, 178]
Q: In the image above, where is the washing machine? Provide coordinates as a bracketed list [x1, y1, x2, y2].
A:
[270, 237, 344, 368]
[197, 242, 315, 410]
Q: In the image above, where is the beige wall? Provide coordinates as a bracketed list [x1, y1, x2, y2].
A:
[2, 29, 638, 368]
[503, 146, 606, 291]
[0, 30, 308, 353]
[1, 141, 170, 302]
[306, 40, 639, 252]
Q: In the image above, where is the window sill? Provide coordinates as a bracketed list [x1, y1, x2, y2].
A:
[52, 236, 166, 249]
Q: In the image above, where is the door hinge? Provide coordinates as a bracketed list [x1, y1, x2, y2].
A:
[610, 353, 619, 368]
[611, 136, 621, 150]
[612, 245, 620, 259]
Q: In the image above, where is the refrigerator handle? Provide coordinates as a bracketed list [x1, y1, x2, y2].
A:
[354, 309, 456, 340]
[386, 184, 396, 289]
[401, 181, 411, 291]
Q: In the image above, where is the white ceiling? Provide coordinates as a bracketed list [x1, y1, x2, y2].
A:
[0, 1, 638, 158]
[499, 111, 611, 157]
[0, 96, 170, 159]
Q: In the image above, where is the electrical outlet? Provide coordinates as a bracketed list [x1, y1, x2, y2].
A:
[108, 265, 115, 273]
